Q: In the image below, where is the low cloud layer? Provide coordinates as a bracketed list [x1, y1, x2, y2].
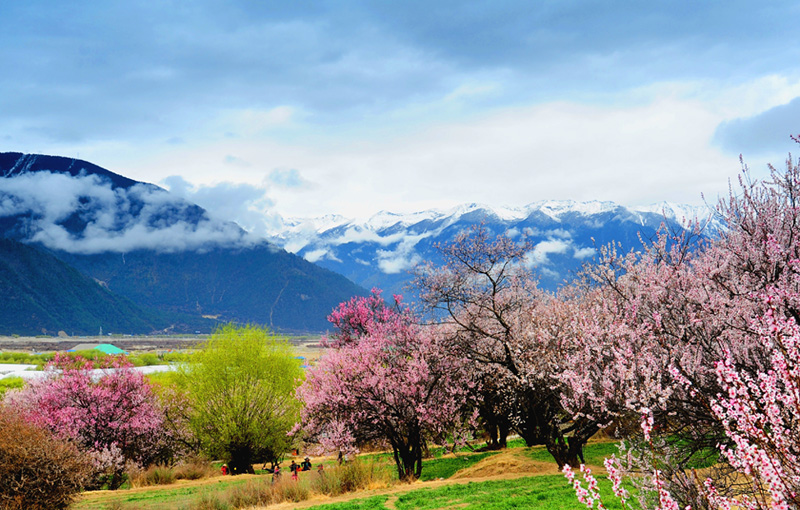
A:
[0, 172, 253, 254]
[161, 175, 282, 237]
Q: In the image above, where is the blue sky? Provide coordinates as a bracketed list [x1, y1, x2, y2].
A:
[2, 1, 799, 231]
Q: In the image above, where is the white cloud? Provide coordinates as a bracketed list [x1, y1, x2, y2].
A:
[376, 248, 421, 274]
[573, 246, 597, 260]
[161, 176, 280, 237]
[0, 172, 253, 254]
[375, 234, 430, 274]
[303, 248, 331, 263]
[108, 91, 745, 222]
[26, 74, 800, 227]
[525, 239, 571, 267]
[221, 106, 298, 136]
[268, 168, 312, 189]
[328, 227, 417, 247]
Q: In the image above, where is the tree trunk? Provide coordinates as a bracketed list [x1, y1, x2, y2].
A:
[513, 393, 599, 468]
[498, 419, 509, 448]
[486, 421, 501, 449]
[228, 446, 255, 475]
[390, 428, 424, 481]
[545, 437, 582, 468]
[545, 418, 599, 468]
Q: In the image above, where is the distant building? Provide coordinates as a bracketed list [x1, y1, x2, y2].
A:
[67, 343, 127, 355]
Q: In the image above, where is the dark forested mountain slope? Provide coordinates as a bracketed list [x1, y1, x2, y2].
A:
[0, 238, 196, 336]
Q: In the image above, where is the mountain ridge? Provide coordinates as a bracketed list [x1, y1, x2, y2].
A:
[0, 152, 367, 333]
[268, 200, 723, 297]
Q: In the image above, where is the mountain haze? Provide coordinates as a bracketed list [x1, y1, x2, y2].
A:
[0, 152, 720, 334]
[0, 152, 366, 333]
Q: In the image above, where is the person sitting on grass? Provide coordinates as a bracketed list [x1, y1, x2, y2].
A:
[301, 457, 312, 471]
[272, 464, 281, 483]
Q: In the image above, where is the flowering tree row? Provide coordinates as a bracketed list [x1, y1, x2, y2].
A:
[560, 146, 800, 509]
[299, 142, 800, 501]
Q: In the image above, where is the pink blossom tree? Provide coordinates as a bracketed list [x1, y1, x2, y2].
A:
[7, 354, 169, 489]
[561, 145, 800, 507]
[297, 290, 476, 480]
[414, 225, 600, 467]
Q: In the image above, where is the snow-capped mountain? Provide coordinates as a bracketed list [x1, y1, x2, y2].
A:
[269, 200, 723, 297]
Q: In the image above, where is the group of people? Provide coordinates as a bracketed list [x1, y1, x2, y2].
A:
[223, 455, 326, 482]
[271, 456, 323, 483]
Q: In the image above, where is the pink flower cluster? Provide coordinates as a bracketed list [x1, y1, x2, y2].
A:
[7, 353, 168, 470]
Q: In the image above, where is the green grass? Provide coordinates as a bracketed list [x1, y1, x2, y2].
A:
[72, 441, 623, 509]
[303, 496, 390, 510]
[420, 452, 500, 481]
[503, 437, 527, 449]
[0, 376, 24, 398]
[525, 441, 619, 466]
[358, 450, 499, 482]
[306, 475, 628, 510]
[73, 477, 253, 510]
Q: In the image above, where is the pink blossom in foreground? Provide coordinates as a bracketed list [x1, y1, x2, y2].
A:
[7, 353, 169, 480]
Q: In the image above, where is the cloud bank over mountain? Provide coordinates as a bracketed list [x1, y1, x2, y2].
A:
[0, 171, 253, 254]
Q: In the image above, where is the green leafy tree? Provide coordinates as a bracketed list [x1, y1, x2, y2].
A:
[182, 325, 303, 474]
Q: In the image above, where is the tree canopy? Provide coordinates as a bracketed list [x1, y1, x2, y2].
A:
[182, 324, 303, 474]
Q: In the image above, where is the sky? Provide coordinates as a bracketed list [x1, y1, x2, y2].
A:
[2, 1, 800, 235]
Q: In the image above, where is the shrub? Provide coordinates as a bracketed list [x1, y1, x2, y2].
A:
[339, 458, 392, 492]
[0, 406, 91, 510]
[282, 479, 311, 502]
[131, 353, 160, 366]
[173, 455, 217, 480]
[187, 493, 232, 510]
[128, 463, 177, 487]
[307, 459, 393, 497]
[0, 376, 24, 398]
[226, 480, 273, 507]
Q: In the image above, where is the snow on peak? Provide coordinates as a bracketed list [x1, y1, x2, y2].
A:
[271, 199, 717, 240]
[632, 201, 721, 229]
[279, 214, 351, 236]
[364, 209, 446, 231]
[527, 200, 619, 220]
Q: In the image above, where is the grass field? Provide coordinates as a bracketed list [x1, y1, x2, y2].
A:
[419, 452, 500, 481]
[525, 440, 620, 466]
[73, 441, 622, 510]
[74, 477, 255, 510]
[303, 475, 626, 510]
